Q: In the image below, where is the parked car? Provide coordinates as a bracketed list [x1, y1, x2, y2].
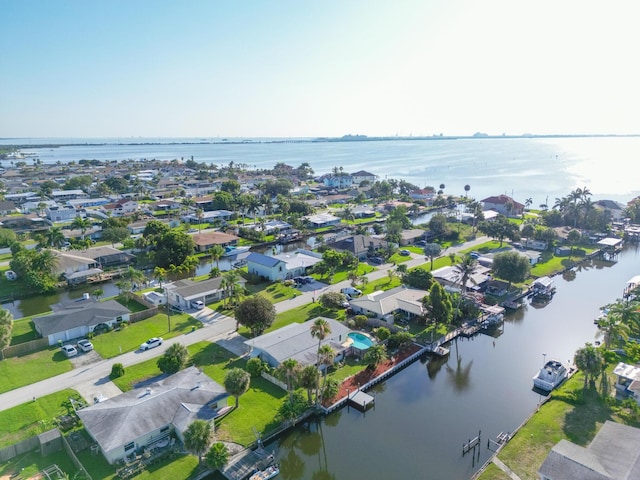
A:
[399, 249, 411, 256]
[140, 337, 163, 351]
[301, 276, 315, 284]
[77, 339, 93, 352]
[192, 300, 205, 310]
[470, 251, 481, 259]
[415, 240, 427, 247]
[170, 304, 185, 313]
[341, 287, 362, 297]
[61, 344, 78, 358]
[369, 256, 384, 265]
[293, 276, 305, 286]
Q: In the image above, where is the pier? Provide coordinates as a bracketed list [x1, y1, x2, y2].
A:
[348, 390, 375, 411]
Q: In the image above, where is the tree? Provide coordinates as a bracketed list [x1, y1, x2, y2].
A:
[363, 344, 388, 369]
[492, 251, 531, 290]
[44, 226, 65, 248]
[310, 318, 331, 375]
[101, 227, 131, 246]
[235, 296, 276, 337]
[299, 365, 320, 404]
[183, 420, 212, 464]
[402, 268, 433, 290]
[596, 315, 630, 349]
[71, 216, 92, 240]
[277, 358, 301, 403]
[428, 214, 449, 239]
[317, 344, 336, 403]
[424, 282, 452, 326]
[0, 308, 13, 358]
[205, 442, 229, 472]
[423, 243, 442, 270]
[153, 230, 195, 269]
[209, 244, 225, 271]
[574, 343, 604, 388]
[454, 254, 478, 293]
[566, 229, 581, 258]
[464, 184, 471, 197]
[318, 292, 347, 310]
[478, 215, 519, 247]
[156, 343, 189, 374]
[153, 266, 167, 286]
[110, 363, 125, 379]
[224, 368, 251, 408]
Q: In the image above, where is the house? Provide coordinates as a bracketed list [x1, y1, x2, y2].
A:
[480, 195, 525, 216]
[67, 197, 110, 209]
[613, 362, 640, 403]
[0, 200, 17, 215]
[350, 170, 377, 185]
[399, 229, 426, 246]
[538, 421, 640, 480]
[521, 238, 549, 251]
[151, 199, 181, 212]
[246, 252, 288, 282]
[245, 318, 351, 369]
[304, 213, 342, 229]
[322, 175, 353, 189]
[431, 265, 492, 292]
[51, 189, 88, 201]
[127, 218, 179, 235]
[45, 205, 77, 222]
[349, 286, 428, 324]
[71, 246, 136, 268]
[103, 199, 138, 216]
[327, 234, 388, 261]
[409, 188, 436, 203]
[165, 276, 246, 310]
[77, 367, 228, 465]
[594, 199, 626, 222]
[192, 231, 240, 253]
[183, 210, 233, 224]
[32, 298, 131, 345]
[51, 250, 101, 284]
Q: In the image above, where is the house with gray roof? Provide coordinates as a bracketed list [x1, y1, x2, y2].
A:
[246, 250, 322, 281]
[538, 421, 640, 480]
[32, 298, 130, 345]
[165, 276, 246, 310]
[77, 367, 228, 465]
[348, 286, 428, 324]
[245, 318, 351, 369]
[327, 234, 388, 261]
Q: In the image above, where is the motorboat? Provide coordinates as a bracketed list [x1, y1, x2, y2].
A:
[221, 245, 251, 257]
[533, 360, 568, 391]
[531, 276, 556, 302]
[249, 464, 279, 480]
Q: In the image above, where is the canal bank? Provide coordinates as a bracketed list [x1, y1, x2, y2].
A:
[252, 244, 640, 480]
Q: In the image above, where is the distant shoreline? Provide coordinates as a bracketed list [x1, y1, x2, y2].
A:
[2, 133, 640, 149]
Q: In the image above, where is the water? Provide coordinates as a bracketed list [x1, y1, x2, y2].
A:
[4, 136, 640, 205]
[260, 246, 640, 480]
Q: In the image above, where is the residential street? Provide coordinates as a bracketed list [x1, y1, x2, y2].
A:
[0, 236, 488, 412]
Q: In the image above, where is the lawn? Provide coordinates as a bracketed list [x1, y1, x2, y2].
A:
[9, 317, 39, 345]
[265, 303, 347, 336]
[0, 389, 81, 448]
[0, 348, 73, 394]
[313, 263, 376, 285]
[0, 449, 80, 479]
[90, 312, 201, 358]
[479, 367, 640, 480]
[245, 281, 300, 303]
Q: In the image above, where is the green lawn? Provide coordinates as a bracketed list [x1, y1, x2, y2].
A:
[0, 389, 81, 448]
[265, 303, 347, 337]
[9, 317, 39, 345]
[90, 313, 201, 358]
[0, 449, 80, 479]
[245, 281, 300, 303]
[0, 348, 73, 394]
[313, 263, 376, 285]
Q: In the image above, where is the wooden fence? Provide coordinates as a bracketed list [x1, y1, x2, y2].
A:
[1, 337, 49, 359]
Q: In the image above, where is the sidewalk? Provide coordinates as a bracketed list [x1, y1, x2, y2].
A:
[0, 236, 489, 411]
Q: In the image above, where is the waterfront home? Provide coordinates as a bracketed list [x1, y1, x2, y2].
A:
[183, 209, 233, 224]
[399, 228, 426, 246]
[613, 362, 640, 404]
[0, 200, 17, 215]
[594, 199, 626, 222]
[304, 213, 342, 229]
[51, 250, 101, 284]
[102, 199, 139, 217]
[33, 298, 130, 345]
[537, 420, 640, 480]
[348, 286, 428, 324]
[245, 250, 321, 281]
[480, 195, 524, 216]
[322, 174, 353, 189]
[431, 264, 492, 292]
[165, 276, 246, 310]
[350, 170, 377, 185]
[245, 318, 351, 369]
[50, 189, 88, 201]
[67, 197, 110, 209]
[77, 367, 228, 465]
[127, 218, 179, 235]
[326, 234, 388, 261]
[21, 200, 57, 214]
[70, 245, 136, 268]
[192, 231, 240, 253]
[409, 187, 436, 203]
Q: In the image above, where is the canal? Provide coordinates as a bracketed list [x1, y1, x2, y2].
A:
[247, 245, 640, 480]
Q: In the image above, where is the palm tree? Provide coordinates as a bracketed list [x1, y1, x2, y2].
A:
[33, 249, 58, 274]
[363, 344, 387, 369]
[126, 266, 147, 291]
[596, 315, 630, 349]
[574, 343, 603, 388]
[209, 244, 225, 271]
[310, 318, 331, 403]
[454, 254, 477, 295]
[44, 226, 65, 248]
[71, 216, 92, 240]
[196, 208, 204, 232]
[464, 184, 470, 197]
[183, 420, 212, 465]
[153, 266, 167, 286]
[318, 344, 336, 404]
[277, 358, 301, 403]
[221, 270, 241, 308]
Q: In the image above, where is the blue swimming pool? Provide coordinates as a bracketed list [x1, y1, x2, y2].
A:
[348, 332, 374, 350]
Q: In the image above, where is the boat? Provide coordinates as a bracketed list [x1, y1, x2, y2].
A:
[428, 345, 450, 357]
[531, 276, 556, 302]
[532, 360, 568, 391]
[221, 245, 251, 257]
[481, 312, 504, 330]
[249, 464, 279, 480]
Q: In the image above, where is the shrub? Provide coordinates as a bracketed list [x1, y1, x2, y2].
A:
[110, 363, 125, 379]
[246, 357, 266, 377]
[353, 315, 368, 329]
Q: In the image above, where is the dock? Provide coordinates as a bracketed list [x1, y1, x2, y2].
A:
[348, 390, 375, 410]
[221, 447, 273, 480]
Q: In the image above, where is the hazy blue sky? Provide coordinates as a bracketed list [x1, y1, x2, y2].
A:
[2, 1, 639, 138]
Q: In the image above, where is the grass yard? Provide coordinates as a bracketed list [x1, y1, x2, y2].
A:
[0, 389, 81, 448]
[266, 303, 347, 336]
[0, 348, 73, 394]
[0, 449, 80, 479]
[245, 281, 300, 303]
[90, 313, 201, 358]
[9, 317, 39, 345]
[115, 296, 149, 313]
[313, 263, 376, 285]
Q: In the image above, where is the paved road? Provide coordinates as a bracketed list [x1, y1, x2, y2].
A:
[0, 236, 488, 411]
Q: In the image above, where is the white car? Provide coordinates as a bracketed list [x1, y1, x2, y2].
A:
[140, 337, 163, 351]
[61, 344, 78, 358]
[77, 339, 94, 352]
[341, 287, 362, 297]
[192, 300, 205, 310]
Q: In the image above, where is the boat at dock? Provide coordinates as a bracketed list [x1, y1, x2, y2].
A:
[222, 245, 251, 257]
[428, 345, 450, 357]
[530, 276, 556, 302]
[249, 464, 279, 480]
[532, 360, 568, 391]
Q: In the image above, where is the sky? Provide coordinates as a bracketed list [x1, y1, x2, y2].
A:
[2, 0, 640, 138]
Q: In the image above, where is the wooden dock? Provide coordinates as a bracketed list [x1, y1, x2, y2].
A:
[221, 447, 273, 480]
[348, 390, 375, 410]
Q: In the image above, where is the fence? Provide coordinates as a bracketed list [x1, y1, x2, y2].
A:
[0, 435, 40, 463]
[2, 337, 49, 359]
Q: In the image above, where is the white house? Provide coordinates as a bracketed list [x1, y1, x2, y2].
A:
[245, 250, 322, 281]
[349, 286, 428, 324]
[45, 205, 77, 222]
[350, 170, 377, 185]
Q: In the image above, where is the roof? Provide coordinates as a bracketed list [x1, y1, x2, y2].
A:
[538, 421, 640, 480]
[32, 299, 130, 336]
[192, 231, 239, 246]
[597, 237, 623, 247]
[328, 235, 388, 256]
[166, 276, 243, 301]
[272, 250, 322, 270]
[349, 286, 428, 317]
[245, 318, 351, 366]
[480, 195, 525, 208]
[246, 252, 285, 268]
[68, 246, 131, 261]
[77, 367, 228, 453]
[431, 265, 492, 289]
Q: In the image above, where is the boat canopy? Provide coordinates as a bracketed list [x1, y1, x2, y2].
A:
[533, 276, 553, 289]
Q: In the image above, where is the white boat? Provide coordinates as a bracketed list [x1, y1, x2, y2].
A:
[249, 464, 279, 480]
[533, 360, 568, 391]
[221, 245, 251, 257]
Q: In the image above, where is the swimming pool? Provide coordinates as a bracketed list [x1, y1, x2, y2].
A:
[348, 332, 374, 350]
